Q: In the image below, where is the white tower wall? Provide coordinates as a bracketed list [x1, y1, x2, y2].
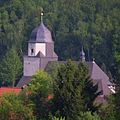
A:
[28, 43, 46, 56]
[36, 43, 46, 56]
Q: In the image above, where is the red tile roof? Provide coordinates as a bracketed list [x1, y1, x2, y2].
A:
[0, 87, 21, 96]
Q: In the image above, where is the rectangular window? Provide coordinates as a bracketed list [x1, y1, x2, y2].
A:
[31, 49, 34, 55]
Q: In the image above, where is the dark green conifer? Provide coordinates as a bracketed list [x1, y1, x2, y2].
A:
[53, 60, 84, 120]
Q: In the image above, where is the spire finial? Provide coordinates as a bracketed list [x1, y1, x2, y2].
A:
[82, 46, 84, 53]
[40, 8, 44, 23]
[92, 58, 95, 63]
[80, 46, 85, 62]
[41, 12, 43, 23]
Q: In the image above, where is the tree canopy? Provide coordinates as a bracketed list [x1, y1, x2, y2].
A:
[0, 93, 36, 120]
[52, 60, 100, 120]
[25, 70, 53, 120]
[0, 47, 22, 87]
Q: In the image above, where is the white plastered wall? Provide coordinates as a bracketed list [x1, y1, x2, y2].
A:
[36, 43, 46, 56]
[28, 43, 46, 56]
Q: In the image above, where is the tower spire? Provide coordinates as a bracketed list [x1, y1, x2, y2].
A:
[40, 8, 43, 23]
[41, 11, 43, 23]
[80, 46, 85, 62]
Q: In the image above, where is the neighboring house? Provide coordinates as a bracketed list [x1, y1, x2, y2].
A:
[17, 13, 115, 103]
[0, 87, 21, 96]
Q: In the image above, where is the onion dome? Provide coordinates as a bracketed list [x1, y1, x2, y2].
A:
[29, 22, 53, 43]
[29, 12, 53, 43]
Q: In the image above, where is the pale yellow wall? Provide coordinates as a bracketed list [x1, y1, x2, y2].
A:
[35, 43, 46, 56]
[28, 43, 46, 56]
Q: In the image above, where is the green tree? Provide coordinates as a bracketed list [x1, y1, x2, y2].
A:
[49, 115, 65, 120]
[45, 61, 60, 80]
[76, 62, 100, 112]
[53, 60, 85, 120]
[0, 93, 36, 120]
[0, 47, 22, 87]
[78, 112, 101, 120]
[114, 74, 120, 120]
[99, 95, 116, 120]
[25, 70, 53, 120]
[52, 60, 100, 119]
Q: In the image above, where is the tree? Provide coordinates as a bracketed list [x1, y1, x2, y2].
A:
[78, 112, 101, 120]
[76, 62, 101, 112]
[0, 93, 36, 120]
[25, 70, 53, 120]
[49, 112, 101, 120]
[0, 47, 22, 87]
[114, 74, 120, 120]
[45, 61, 60, 80]
[52, 60, 100, 120]
[51, 117, 65, 120]
[49, 115, 65, 120]
[99, 95, 116, 120]
[53, 60, 85, 120]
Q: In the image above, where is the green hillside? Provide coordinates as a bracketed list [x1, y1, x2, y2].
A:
[0, 0, 120, 83]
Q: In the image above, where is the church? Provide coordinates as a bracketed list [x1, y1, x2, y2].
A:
[17, 13, 115, 103]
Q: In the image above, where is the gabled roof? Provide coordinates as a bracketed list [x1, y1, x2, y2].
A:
[29, 22, 53, 43]
[17, 76, 31, 88]
[90, 61, 112, 95]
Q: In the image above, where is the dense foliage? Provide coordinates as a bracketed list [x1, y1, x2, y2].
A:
[52, 60, 85, 120]
[0, 0, 120, 84]
[25, 70, 53, 120]
[0, 93, 36, 120]
[0, 61, 118, 120]
[52, 60, 100, 120]
[0, 0, 120, 119]
[0, 47, 22, 87]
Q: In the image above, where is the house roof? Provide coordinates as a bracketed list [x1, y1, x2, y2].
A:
[0, 87, 21, 96]
[16, 76, 31, 88]
[29, 22, 53, 43]
[90, 61, 112, 95]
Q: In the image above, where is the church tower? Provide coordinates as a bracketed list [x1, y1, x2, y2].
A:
[23, 12, 58, 76]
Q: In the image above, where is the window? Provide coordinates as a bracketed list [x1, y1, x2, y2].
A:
[31, 49, 34, 55]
